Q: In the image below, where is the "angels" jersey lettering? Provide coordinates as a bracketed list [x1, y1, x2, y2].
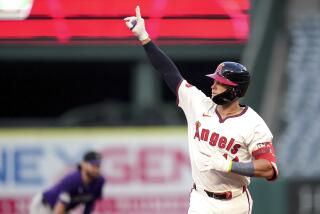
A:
[194, 124, 241, 155]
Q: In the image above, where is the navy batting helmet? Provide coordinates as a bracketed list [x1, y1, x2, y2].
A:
[206, 62, 250, 105]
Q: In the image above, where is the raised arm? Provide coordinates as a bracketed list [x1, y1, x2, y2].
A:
[124, 6, 184, 95]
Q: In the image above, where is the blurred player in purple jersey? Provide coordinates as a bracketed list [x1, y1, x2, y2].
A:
[29, 150, 105, 214]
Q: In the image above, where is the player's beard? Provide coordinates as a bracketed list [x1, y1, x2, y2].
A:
[85, 170, 99, 181]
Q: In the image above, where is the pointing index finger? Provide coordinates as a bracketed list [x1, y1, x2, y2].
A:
[135, 5, 141, 19]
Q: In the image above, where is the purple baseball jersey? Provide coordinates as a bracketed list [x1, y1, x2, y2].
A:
[43, 169, 105, 213]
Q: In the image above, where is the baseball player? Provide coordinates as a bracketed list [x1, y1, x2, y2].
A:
[124, 6, 278, 214]
[29, 150, 105, 214]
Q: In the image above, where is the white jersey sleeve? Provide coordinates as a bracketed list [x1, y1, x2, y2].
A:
[177, 80, 212, 120]
[246, 117, 273, 154]
[245, 111, 278, 180]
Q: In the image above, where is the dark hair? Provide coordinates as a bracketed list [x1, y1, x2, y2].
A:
[83, 150, 102, 162]
[77, 150, 102, 170]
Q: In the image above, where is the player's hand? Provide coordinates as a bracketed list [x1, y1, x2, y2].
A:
[124, 6, 149, 41]
[197, 151, 232, 173]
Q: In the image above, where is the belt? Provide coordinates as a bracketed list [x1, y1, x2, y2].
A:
[193, 183, 246, 200]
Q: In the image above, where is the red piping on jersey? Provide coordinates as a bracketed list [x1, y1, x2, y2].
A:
[215, 105, 248, 123]
[176, 79, 184, 106]
[245, 189, 251, 214]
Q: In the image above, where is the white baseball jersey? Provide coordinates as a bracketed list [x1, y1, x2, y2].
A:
[178, 80, 276, 192]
